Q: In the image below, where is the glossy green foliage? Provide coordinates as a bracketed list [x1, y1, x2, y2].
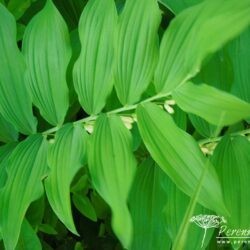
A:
[0, 135, 48, 250]
[0, 3, 37, 135]
[45, 124, 88, 235]
[88, 115, 137, 249]
[173, 82, 250, 126]
[154, 0, 250, 93]
[23, 0, 71, 126]
[0, 0, 249, 248]
[73, 0, 117, 114]
[115, 0, 161, 105]
[129, 158, 171, 250]
[136, 102, 226, 215]
[211, 136, 250, 245]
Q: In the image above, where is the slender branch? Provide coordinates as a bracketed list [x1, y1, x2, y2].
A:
[42, 91, 250, 151]
[42, 92, 171, 135]
[198, 128, 250, 146]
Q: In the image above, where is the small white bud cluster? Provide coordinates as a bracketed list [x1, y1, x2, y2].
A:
[164, 99, 176, 114]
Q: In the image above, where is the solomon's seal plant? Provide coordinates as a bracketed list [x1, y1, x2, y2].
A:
[0, 0, 250, 249]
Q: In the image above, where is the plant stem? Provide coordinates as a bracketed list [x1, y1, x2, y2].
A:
[42, 92, 171, 135]
[42, 92, 250, 150]
[198, 128, 250, 146]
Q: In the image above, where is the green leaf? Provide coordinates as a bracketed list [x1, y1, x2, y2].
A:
[211, 136, 250, 241]
[194, 49, 233, 92]
[38, 224, 57, 235]
[136, 102, 227, 215]
[90, 191, 109, 220]
[229, 27, 250, 103]
[66, 29, 81, 108]
[189, 114, 220, 138]
[45, 123, 88, 235]
[74, 242, 84, 250]
[16, 219, 42, 250]
[88, 114, 137, 249]
[72, 193, 97, 222]
[16, 22, 26, 41]
[165, 178, 214, 249]
[159, 0, 202, 14]
[173, 82, 250, 126]
[73, 0, 117, 115]
[0, 113, 18, 143]
[0, 3, 37, 135]
[53, 0, 86, 31]
[7, 0, 34, 19]
[154, 0, 250, 94]
[0, 134, 48, 250]
[26, 196, 45, 230]
[172, 105, 187, 131]
[0, 142, 17, 188]
[115, 0, 161, 105]
[71, 173, 88, 194]
[129, 158, 171, 250]
[22, 0, 71, 126]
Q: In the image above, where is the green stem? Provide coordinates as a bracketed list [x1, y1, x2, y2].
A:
[42, 92, 171, 135]
[42, 92, 250, 149]
[198, 128, 250, 146]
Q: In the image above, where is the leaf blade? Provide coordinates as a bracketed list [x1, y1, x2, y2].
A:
[73, 0, 117, 115]
[154, 0, 250, 93]
[211, 136, 250, 230]
[0, 113, 18, 143]
[129, 158, 171, 250]
[22, 0, 71, 126]
[0, 3, 37, 134]
[0, 134, 48, 250]
[136, 102, 227, 215]
[16, 219, 42, 250]
[45, 123, 88, 235]
[115, 0, 161, 105]
[88, 114, 137, 248]
[173, 82, 250, 126]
